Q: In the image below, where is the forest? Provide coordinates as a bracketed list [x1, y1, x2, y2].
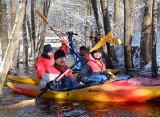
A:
[0, 0, 159, 96]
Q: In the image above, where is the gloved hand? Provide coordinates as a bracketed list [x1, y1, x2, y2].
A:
[81, 76, 91, 84]
[39, 73, 58, 90]
[61, 37, 69, 45]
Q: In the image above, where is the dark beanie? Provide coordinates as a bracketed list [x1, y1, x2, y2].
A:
[54, 49, 66, 60]
[91, 49, 102, 57]
[80, 46, 86, 50]
[43, 44, 53, 53]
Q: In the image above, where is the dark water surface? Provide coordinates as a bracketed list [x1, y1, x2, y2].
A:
[1, 58, 160, 117]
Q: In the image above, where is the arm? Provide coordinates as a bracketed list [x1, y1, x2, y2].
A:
[35, 58, 45, 79]
[39, 72, 59, 90]
[77, 63, 92, 83]
[60, 39, 68, 54]
[69, 39, 80, 61]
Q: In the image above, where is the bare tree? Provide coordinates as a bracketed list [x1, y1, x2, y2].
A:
[30, 0, 36, 58]
[114, 0, 120, 37]
[35, 0, 51, 58]
[0, 2, 8, 59]
[100, 0, 115, 68]
[10, 0, 19, 67]
[124, 0, 134, 71]
[23, 9, 28, 66]
[151, 0, 158, 77]
[85, 0, 92, 49]
[91, 0, 105, 37]
[0, 0, 27, 96]
[140, 0, 153, 68]
[85, 21, 91, 49]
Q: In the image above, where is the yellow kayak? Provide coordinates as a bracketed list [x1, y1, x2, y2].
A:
[7, 76, 160, 102]
[7, 69, 121, 85]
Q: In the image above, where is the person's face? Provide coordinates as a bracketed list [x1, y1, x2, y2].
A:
[80, 49, 87, 56]
[55, 57, 66, 66]
[48, 51, 53, 58]
[93, 52, 102, 59]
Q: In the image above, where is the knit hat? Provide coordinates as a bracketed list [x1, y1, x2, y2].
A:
[91, 49, 102, 57]
[80, 46, 86, 50]
[43, 44, 53, 53]
[54, 49, 66, 60]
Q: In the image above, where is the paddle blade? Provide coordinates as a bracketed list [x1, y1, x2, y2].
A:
[90, 32, 112, 52]
[109, 38, 121, 45]
[35, 10, 50, 25]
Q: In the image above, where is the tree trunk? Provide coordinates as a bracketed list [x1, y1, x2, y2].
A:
[151, 0, 158, 77]
[91, 0, 105, 37]
[31, 0, 36, 58]
[114, 0, 120, 37]
[23, 10, 28, 66]
[85, 0, 92, 49]
[124, 0, 134, 72]
[26, 14, 32, 59]
[85, 21, 91, 49]
[0, 3, 8, 59]
[140, 0, 153, 68]
[0, 0, 27, 96]
[100, 0, 115, 68]
[10, 0, 19, 67]
[35, 0, 51, 58]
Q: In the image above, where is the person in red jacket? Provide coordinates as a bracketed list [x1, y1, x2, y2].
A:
[35, 39, 68, 79]
[39, 49, 80, 90]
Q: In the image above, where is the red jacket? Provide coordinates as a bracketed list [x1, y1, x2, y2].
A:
[35, 54, 54, 79]
[35, 44, 67, 79]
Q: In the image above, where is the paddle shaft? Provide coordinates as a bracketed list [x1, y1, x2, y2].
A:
[35, 10, 80, 59]
[35, 86, 49, 100]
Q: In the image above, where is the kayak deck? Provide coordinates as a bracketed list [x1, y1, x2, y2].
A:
[7, 76, 160, 102]
[7, 68, 121, 85]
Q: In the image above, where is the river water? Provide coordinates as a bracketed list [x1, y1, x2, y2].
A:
[1, 55, 160, 117]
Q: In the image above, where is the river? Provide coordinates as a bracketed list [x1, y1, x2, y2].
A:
[1, 55, 160, 117]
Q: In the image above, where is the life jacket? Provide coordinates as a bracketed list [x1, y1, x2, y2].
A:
[87, 54, 106, 73]
[87, 55, 108, 82]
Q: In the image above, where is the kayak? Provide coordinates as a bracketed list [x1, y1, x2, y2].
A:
[7, 68, 121, 85]
[7, 76, 160, 102]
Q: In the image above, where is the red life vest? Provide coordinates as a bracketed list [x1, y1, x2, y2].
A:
[87, 58, 106, 73]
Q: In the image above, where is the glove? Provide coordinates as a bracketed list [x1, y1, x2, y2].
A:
[81, 76, 91, 84]
[61, 37, 69, 45]
[39, 80, 48, 90]
[39, 73, 58, 90]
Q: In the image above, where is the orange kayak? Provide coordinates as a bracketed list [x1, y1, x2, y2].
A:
[7, 76, 160, 102]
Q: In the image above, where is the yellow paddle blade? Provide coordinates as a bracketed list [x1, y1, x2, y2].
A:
[90, 32, 112, 52]
[109, 38, 121, 45]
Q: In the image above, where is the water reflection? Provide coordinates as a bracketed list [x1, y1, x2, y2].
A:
[33, 98, 160, 116]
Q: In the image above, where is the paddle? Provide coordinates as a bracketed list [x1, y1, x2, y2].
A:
[36, 31, 121, 100]
[35, 9, 81, 59]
